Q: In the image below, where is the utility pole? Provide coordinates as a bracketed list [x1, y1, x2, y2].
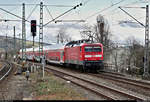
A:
[5, 29, 8, 60]
[39, 2, 43, 60]
[22, 3, 26, 60]
[13, 26, 16, 55]
[143, 5, 150, 78]
[39, 2, 44, 78]
[119, 5, 150, 79]
[18, 33, 21, 50]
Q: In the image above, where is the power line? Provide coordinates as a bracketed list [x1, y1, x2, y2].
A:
[84, 0, 126, 20]
[0, 19, 21, 22]
[55, 20, 85, 23]
[0, 4, 74, 7]
[0, 4, 22, 6]
[118, 6, 145, 27]
[43, 3, 83, 26]
[43, 4, 74, 7]
[122, 0, 139, 7]
[45, 5, 54, 20]
[82, 0, 91, 5]
[101, 0, 143, 18]
[0, 7, 30, 23]
[120, 6, 146, 8]
[69, 0, 125, 28]
[27, 4, 38, 20]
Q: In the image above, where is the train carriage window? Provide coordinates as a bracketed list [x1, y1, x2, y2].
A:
[93, 46, 101, 52]
[84, 46, 101, 52]
[85, 46, 92, 52]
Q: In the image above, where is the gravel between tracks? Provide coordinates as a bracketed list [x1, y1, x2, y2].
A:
[0, 74, 32, 100]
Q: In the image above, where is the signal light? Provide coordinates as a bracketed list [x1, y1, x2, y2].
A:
[31, 20, 36, 36]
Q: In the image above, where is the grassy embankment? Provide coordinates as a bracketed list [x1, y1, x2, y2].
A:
[30, 70, 87, 100]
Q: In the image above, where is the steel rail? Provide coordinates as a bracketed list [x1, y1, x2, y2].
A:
[45, 68, 114, 100]
[102, 71, 125, 76]
[0, 64, 6, 72]
[0, 62, 12, 81]
[45, 66, 145, 101]
[24, 62, 114, 99]
[25, 61, 147, 100]
[90, 74, 150, 90]
[101, 73, 150, 87]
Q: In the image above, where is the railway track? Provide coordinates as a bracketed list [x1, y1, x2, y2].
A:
[44, 65, 147, 101]
[27, 61, 150, 100]
[102, 71, 125, 77]
[88, 73, 150, 98]
[91, 73, 150, 90]
[0, 61, 12, 81]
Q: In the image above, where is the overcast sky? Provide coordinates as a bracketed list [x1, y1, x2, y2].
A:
[0, 0, 149, 44]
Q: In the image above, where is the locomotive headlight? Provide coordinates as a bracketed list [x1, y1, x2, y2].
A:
[95, 55, 102, 57]
[85, 55, 92, 58]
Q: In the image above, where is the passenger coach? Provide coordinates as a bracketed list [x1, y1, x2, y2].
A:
[21, 39, 104, 73]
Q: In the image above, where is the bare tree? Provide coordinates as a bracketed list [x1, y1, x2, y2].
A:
[96, 14, 112, 47]
[80, 15, 112, 48]
[80, 24, 93, 40]
[123, 36, 144, 74]
[57, 27, 72, 43]
[110, 42, 119, 72]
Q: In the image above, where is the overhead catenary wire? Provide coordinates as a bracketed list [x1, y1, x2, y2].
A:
[69, 0, 126, 29]
[51, 0, 90, 25]
[0, 4, 74, 7]
[82, 0, 91, 5]
[102, 0, 143, 17]
[100, 0, 146, 26]
[84, 0, 126, 20]
[0, 2, 83, 29]
[45, 5, 54, 20]
[118, 6, 145, 27]
[26, 4, 38, 20]
[70, 0, 126, 28]
[55, 20, 85, 23]
[0, 7, 30, 23]
[43, 3, 82, 26]
[122, 0, 139, 7]
[120, 6, 146, 8]
[0, 19, 21, 22]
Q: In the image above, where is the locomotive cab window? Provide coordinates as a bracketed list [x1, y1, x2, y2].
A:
[84, 46, 101, 52]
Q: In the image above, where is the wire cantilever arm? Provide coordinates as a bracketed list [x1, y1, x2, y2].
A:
[0, 7, 30, 23]
[43, 3, 82, 27]
[118, 6, 145, 27]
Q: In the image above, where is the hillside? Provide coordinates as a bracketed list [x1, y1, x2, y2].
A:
[0, 35, 51, 52]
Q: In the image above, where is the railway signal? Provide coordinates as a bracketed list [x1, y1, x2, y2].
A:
[31, 20, 37, 36]
[31, 20, 37, 72]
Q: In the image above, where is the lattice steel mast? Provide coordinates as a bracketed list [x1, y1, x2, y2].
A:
[22, 3, 26, 60]
[39, 2, 43, 59]
[143, 5, 149, 78]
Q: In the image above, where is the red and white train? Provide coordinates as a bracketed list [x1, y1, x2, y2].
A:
[20, 39, 104, 72]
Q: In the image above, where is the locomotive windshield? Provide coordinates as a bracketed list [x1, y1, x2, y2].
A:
[84, 46, 101, 52]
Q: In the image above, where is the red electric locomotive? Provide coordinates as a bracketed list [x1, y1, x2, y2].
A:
[64, 39, 104, 72]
